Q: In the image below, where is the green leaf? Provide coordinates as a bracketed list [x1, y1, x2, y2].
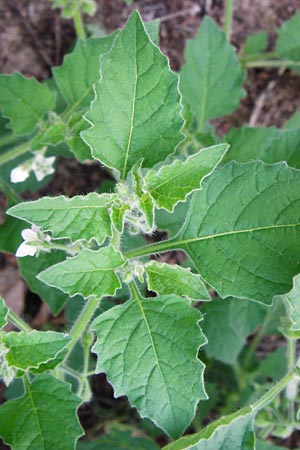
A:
[244, 31, 268, 55]
[67, 115, 92, 161]
[8, 192, 116, 244]
[163, 409, 254, 450]
[0, 73, 56, 135]
[53, 33, 118, 110]
[222, 126, 279, 164]
[0, 374, 83, 450]
[0, 297, 8, 330]
[284, 111, 300, 129]
[180, 16, 245, 129]
[144, 144, 228, 211]
[145, 261, 211, 301]
[256, 440, 286, 450]
[92, 291, 207, 438]
[82, 11, 184, 178]
[201, 298, 265, 364]
[18, 250, 79, 315]
[145, 18, 160, 45]
[224, 126, 300, 169]
[77, 426, 160, 450]
[156, 201, 189, 237]
[276, 12, 300, 61]
[38, 245, 125, 299]
[1, 330, 71, 372]
[278, 273, 300, 331]
[178, 161, 300, 304]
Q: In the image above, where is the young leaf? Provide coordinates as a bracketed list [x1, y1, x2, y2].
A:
[201, 297, 265, 365]
[0, 73, 56, 135]
[8, 192, 116, 244]
[178, 161, 300, 304]
[180, 16, 245, 129]
[38, 246, 125, 299]
[92, 292, 207, 438]
[276, 12, 300, 62]
[0, 374, 83, 450]
[163, 409, 254, 450]
[1, 330, 71, 372]
[18, 251, 80, 315]
[278, 274, 300, 331]
[144, 144, 228, 211]
[53, 33, 118, 110]
[0, 297, 8, 330]
[82, 11, 184, 178]
[145, 261, 211, 301]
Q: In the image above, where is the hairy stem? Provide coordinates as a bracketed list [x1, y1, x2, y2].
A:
[0, 141, 31, 166]
[286, 337, 296, 421]
[252, 370, 295, 412]
[7, 310, 32, 332]
[224, 0, 234, 40]
[64, 297, 100, 360]
[73, 8, 86, 39]
[124, 237, 179, 259]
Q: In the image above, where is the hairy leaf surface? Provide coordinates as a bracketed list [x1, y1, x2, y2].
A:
[8, 193, 116, 244]
[145, 261, 210, 301]
[180, 17, 244, 129]
[164, 409, 254, 450]
[0, 374, 83, 450]
[0, 73, 56, 135]
[38, 246, 125, 299]
[1, 330, 71, 372]
[178, 161, 300, 304]
[82, 11, 184, 178]
[144, 144, 228, 211]
[92, 292, 207, 438]
[53, 33, 118, 109]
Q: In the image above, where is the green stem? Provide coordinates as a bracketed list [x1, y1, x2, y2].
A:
[0, 141, 31, 166]
[64, 297, 100, 360]
[224, 0, 234, 40]
[124, 237, 178, 260]
[42, 241, 82, 254]
[0, 133, 20, 149]
[243, 313, 271, 369]
[7, 310, 32, 332]
[252, 371, 295, 412]
[73, 8, 86, 39]
[246, 60, 300, 68]
[240, 51, 278, 64]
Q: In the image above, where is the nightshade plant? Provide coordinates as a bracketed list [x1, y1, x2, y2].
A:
[1, 7, 300, 450]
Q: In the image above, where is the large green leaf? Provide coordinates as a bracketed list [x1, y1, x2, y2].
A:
[202, 297, 265, 364]
[92, 291, 207, 438]
[180, 16, 245, 129]
[8, 193, 115, 244]
[0, 374, 83, 450]
[276, 12, 300, 61]
[18, 250, 80, 315]
[145, 261, 210, 301]
[82, 11, 184, 178]
[223, 126, 300, 168]
[163, 409, 254, 450]
[0, 73, 56, 135]
[38, 245, 125, 299]
[177, 161, 300, 304]
[1, 330, 71, 372]
[144, 144, 228, 211]
[53, 33, 118, 110]
[0, 297, 8, 330]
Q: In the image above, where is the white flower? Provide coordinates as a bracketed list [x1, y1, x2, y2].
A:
[10, 165, 30, 183]
[31, 151, 55, 182]
[16, 225, 51, 258]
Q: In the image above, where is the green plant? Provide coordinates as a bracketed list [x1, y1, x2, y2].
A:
[1, 6, 300, 450]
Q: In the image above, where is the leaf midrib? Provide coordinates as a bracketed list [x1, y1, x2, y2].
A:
[25, 379, 45, 450]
